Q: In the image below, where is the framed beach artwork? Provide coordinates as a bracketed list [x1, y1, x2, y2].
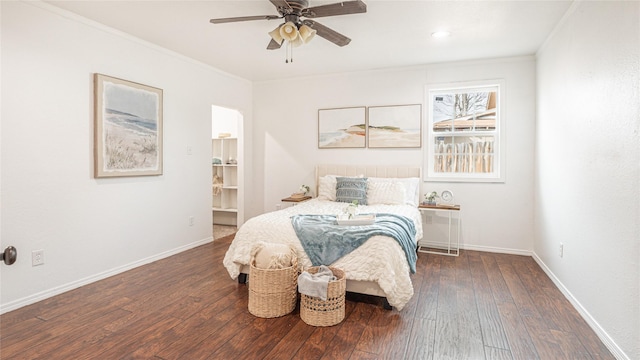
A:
[318, 106, 366, 149]
[367, 104, 422, 148]
[94, 74, 163, 178]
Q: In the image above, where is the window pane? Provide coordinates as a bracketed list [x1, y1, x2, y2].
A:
[432, 91, 497, 133]
[433, 135, 494, 173]
[426, 80, 503, 182]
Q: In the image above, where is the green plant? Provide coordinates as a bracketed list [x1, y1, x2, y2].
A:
[344, 200, 359, 218]
[299, 184, 310, 195]
[424, 191, 439, 203]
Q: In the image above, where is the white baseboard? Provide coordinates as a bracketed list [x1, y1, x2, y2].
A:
[461, 243, 532, 256]
[532, 253, 629, 360]
[0, 236, 214, 315]
[419, 241, 532, 256]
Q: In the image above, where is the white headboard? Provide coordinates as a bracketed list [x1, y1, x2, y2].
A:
[316, 165, 421, 179]
[316, 165, 422, 194]
[315, 165, 422, 201]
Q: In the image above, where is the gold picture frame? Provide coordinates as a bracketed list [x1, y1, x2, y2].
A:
[94, 74, 163, 178]
[367, 104, 422, 148]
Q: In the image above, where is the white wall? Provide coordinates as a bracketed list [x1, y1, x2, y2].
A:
[0, 1, 253, 312]
[212, 105, 240, 138]
[253, 57, 536, 253]
[536, 2, 640, 359]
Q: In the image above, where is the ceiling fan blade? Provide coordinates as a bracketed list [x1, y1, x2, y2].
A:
[269, 0, 292, 13]
[302, 0, 367, 18]
[302, 20, 351, 47]
[267, 38, 283, 50]
[209, 15, 280, 24]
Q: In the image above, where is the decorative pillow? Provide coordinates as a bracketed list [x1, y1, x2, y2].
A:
[367, 181, 406, 205]
[317, 175, 337, 201]
[251, 243, 296, 269]
[317, 174, 365, 201]
[335, 177, 368, 205]
[367, 177, 420, 206]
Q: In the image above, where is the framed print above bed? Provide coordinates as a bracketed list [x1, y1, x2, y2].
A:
[318, 106, 366, 149]
[94, 74, 163, 178]
[367, 104, 422, 148]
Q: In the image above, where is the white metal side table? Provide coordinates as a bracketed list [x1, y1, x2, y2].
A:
[417, 204, 461, 256]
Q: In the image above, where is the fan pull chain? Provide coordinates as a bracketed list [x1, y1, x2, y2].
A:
[285, 42, 294, 64]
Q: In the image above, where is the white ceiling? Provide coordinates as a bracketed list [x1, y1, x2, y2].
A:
[46, 0, 573, 82]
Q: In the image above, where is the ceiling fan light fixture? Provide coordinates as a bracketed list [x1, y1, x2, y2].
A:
[298, 24, 316, 44]
[210, 0, 368, 63]
[279, 21, 299, 42]
[290, 35, 304, 48]
[269, 25, 284, 45]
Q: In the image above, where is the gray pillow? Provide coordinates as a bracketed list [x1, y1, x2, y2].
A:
[335, 177, 368, 205]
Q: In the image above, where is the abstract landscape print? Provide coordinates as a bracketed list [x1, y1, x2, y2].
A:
[94, 74, 163, 177]
[367, 104, 422, 148]
[318, 106, 366, 148]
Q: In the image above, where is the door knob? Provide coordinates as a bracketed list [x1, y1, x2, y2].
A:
[1, 246, 17, 265]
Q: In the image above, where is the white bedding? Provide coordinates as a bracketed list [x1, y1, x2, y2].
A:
[222, 199, 423, 310]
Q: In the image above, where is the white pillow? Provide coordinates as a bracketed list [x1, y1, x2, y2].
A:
[316, 174, 365, 201]
[367, 181, 406, 205]
[367, 177, 420, 206]
[317, 175, 337, 201]
[251, 243, 296, 269]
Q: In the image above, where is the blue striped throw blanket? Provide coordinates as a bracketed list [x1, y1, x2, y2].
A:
[291, 213, 417, 273]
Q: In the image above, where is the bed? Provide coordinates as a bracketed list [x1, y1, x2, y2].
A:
[222, 165, 423, 310]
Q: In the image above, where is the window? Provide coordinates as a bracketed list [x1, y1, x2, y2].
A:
[424, 80, 505, 182]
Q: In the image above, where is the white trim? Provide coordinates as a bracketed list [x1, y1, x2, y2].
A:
[254, 55, 535, 84]
[536, 0, 582, 58]
[424, 79, 506, 183]
[423, 242, 532, 257]
[0, 236, 213, 315]
[532, 253, 630, 360]
[23, 0, 251, 85]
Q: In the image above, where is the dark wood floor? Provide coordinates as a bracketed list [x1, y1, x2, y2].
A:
[1, 234, 614, 360]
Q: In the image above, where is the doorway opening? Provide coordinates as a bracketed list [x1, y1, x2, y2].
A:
[211, 105, 243, 228]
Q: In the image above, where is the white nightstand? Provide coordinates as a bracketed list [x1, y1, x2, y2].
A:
[417, 204, 461, 256]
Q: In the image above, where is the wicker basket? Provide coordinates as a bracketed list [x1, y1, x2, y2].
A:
[248, 257, 298, 318]
[300, 266, 346, 327]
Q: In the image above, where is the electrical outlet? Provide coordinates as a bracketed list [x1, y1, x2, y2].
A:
[186, 145, 192, 155]
[559, 243, 564, 258]
[32, 250, 44, 266]
[275, 204, 282, 210]
[424, 215, 432, 224]
[189, 216, 195, 226]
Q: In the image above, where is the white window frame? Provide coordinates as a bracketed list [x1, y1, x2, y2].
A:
[424, 79, 506, 183]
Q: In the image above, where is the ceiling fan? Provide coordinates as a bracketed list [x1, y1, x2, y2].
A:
[209, 0, 367, 50]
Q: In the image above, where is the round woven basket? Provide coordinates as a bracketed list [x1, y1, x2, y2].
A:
[300, 266, 346, 327]
[248, 256, 298, 318]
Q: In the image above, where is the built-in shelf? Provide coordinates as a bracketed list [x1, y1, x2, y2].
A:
[212, 137, 239, 226]
[212, 207, 238, 213]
